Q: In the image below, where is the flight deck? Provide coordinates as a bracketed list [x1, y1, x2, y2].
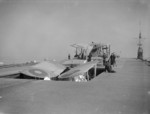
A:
[0, 58, 150, 114]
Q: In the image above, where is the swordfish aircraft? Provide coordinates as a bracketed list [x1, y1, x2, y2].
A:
[0, 60, 99, 114]
[0, 60, 98, 81]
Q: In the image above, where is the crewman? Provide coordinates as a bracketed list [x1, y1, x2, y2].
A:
[110, 53, 116, 67]
[87, 53, 92, 62]
[103, 53, 115, 73]
[68, 54, 71, 60]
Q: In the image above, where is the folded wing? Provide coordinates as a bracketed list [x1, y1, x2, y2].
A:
[58, 61, 98, 79]
[21, 61, 66, 79]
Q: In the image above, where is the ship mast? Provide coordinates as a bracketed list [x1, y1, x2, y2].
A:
[137, 22, 143, 60]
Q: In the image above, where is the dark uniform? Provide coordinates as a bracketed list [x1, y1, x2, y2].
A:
[110, 53, 116, 67]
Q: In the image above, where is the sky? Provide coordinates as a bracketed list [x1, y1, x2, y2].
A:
[0, 0, 150, 63]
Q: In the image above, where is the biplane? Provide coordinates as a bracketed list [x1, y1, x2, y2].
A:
[0, 60, 99, 81]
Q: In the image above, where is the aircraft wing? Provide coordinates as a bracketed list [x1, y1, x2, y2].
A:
[71, 43, 93, 54]
[71, 43, 89, 48]
[62, 59, 86, 68]
[0, 64, 30, 78]
[62, 59, 86, 65]
[0, 61, 66, 79]
[58, 61, 98, 79]
[21, 61, 66, 78]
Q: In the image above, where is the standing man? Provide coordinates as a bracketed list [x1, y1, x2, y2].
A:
[68, 54, 71, 60]
[104, 53, 116, 73]
[110, 53, 116, 67]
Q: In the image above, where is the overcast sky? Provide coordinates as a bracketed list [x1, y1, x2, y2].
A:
[0, 0, 150, 63]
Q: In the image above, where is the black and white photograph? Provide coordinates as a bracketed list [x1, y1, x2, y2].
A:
[0, 0, 150, 114]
